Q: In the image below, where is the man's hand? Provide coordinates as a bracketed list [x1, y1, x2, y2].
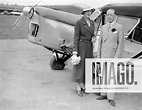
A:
[91, 36, 96, 43]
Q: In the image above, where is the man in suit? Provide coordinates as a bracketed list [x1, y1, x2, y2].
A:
[96, 9, 124, 107]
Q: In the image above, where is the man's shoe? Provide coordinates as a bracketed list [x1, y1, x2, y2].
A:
[94, 92, 101, 96]
[96, 96, 107, 100]
[108, 99, 116, 107]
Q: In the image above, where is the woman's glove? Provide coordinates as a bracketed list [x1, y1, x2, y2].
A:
[71, 52, 81, 65]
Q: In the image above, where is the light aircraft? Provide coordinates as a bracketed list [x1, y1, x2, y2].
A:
[12, 3, 142, 70]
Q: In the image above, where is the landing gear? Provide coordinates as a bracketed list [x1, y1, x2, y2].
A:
[50, 57, 65, 70]
[48, 45, 73, 70]
[49, 51, 71, 70]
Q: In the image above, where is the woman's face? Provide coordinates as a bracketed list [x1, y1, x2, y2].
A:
[84, 10, 92, 18]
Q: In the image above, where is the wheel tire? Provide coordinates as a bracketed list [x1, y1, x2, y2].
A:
[50, 57, 65, 70]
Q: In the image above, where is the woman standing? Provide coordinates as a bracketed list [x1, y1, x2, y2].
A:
[72, 6, 95, 97]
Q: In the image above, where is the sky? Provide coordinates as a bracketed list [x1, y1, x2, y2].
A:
[0, 0, 141, 8]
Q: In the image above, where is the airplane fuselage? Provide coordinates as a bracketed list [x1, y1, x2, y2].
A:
[28, 6, 81, 50]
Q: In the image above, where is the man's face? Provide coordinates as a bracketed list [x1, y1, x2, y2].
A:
[106, 9, 116, 23]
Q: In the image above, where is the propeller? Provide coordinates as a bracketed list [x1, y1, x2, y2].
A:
[29, 0, 41, 14]
[12, 0, 41, 29]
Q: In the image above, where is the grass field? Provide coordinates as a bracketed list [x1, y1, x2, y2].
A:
[0, 14, 29, 39]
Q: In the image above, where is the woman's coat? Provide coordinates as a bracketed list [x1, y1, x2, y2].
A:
[72, 16, 94, 83]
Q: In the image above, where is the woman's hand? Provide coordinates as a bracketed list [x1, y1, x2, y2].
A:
[71, 54, 81, 65]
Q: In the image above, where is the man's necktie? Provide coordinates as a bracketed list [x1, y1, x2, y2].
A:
[108, 23, 111, 31]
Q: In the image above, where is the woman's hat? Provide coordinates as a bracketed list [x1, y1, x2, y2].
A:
[81, 6, 95, 15]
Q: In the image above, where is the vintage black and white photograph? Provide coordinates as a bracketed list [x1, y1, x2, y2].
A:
[0, 0, 142, 109]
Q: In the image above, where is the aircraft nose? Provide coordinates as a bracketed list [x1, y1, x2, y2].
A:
[23, 7, 31, 16]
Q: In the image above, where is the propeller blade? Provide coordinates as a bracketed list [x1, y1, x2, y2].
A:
[12, 13, 27, 29]
[29, 0, 41, 13]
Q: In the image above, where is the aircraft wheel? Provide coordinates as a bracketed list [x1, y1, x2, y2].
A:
[50, 57, 65, 70]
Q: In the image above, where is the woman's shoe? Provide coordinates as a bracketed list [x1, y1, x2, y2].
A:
[76, 90, 83, 97]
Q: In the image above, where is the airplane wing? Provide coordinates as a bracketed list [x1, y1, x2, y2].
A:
[40, 4, 83, 15]
[101, 3, 142, 27]
[0, 3, 83, 16]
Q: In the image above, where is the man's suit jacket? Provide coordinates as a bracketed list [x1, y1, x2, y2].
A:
[98, 22, 124, 58]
